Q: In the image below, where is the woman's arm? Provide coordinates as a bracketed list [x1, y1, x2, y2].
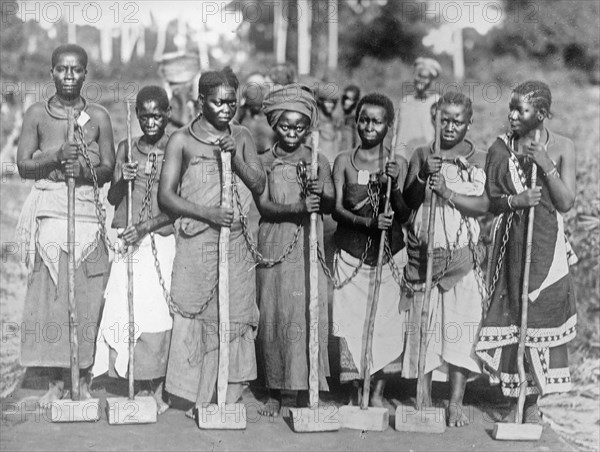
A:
[331, 153, 373, 230]
[107, 140, 127, 206]
[388, 156, 411, 223]
[158, 132, 233, 228]
[228, 129, 266, 196]
[121, 212, 174, 246]
[86, 106, 115, 185]
[253, 176, 310, 223]
[310, 154, 335, 214]
[527, 138, 576, 213]
[17, 104, 63, 179]
[403, 149, 438, 210]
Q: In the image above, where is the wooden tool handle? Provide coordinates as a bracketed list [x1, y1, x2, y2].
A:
[308, 131, 320, 408]
[126, 102, 135, 400]
[416, 108, 442, 410]
[360, 143, 394, 410]
[217, 150, 233, 406]
[516, 129, 540, 422]
[66, 109, 80, 401]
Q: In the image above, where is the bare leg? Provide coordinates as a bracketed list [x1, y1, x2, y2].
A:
[39, 368, 64, 407]
[225, 382, 244, 404]
[150, 379, 169, 415]
[447, 365, 470, 427]
[370, 377, 386, 408]
[79, 370, 93, 400]
[62, 370, 93, 400]
[258, 389, 282, 417]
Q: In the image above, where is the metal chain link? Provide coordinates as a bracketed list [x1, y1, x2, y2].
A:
[317, 175, 381, 289]
[401, 204, 468, 296]
[136, 153, 158, 224]
[384, 237, 403, 287]
[486, 212, 514, 309]
[464, 216, 490, 312]
[137, 155, 218, 319]
[233, 161, 306, 268]
[75, 124, 116, 251]
[149, 231, 217, 319]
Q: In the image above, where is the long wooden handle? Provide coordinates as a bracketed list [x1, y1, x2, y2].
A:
[416, 108, 442, 410]
[516, 129, 540, 422]
[66, 109, 80, 401]
[308, 131, 320, 408]
[217, 151, 233, 406]
[361, 143, 394, 410]
[126, 102, 135, 400]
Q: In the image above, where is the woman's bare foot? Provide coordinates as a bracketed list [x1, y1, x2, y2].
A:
[259, 389, 282, 417]
[153, 381, 170, 415]
[258, 397, 281, 417]
[447, 366, 469, 427]
[419, 372, 434, 407]
[185, 406, 197, 420]
[370, 378, 386, 408]
[79, 380, 93, 399]
[39, 381, 64, 408]
[447, 403, 470, 427]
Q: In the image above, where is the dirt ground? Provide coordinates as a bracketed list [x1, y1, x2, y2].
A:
[0, 373, 576, 452]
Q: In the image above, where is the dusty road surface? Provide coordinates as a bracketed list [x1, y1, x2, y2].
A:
[1, 375, 575, 452]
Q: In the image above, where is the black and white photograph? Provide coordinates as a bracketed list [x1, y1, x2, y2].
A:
[0, 0, 598, 450]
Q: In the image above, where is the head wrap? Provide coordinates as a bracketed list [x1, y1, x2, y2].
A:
[262, 83, 319, 130]
[414, 57, 442, 79]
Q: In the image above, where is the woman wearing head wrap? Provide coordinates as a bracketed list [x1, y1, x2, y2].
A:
[393, 56, 442, 162]
[255, 84, 335, 416]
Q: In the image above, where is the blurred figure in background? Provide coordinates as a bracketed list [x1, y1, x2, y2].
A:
[266, 62, 297, 89]
[237, 72, 275, 154]
[394, 57, 442, 162]
[157, 52, 201, 130]
[339, 84, 361, 151]
[314, 78, 343, 166]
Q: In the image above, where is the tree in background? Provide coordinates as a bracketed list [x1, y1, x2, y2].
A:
[488, 0, 599, 82]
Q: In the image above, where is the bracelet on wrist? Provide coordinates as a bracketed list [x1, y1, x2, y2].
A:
[543, 166, 560, 179]
[446, 190, 456, 208]
[416, 172, 426, 184]
[507, 195, 515, 210]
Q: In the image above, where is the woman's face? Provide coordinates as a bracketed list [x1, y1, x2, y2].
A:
[438, 103, 471, 149]
[508, 94, 542, 136]
[137, 100, 170, 141]
[51, 52, 87, 100]
[201, 85, 237, 130]
[357, 104, 389, 148]
[275, 111, 310, 152]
